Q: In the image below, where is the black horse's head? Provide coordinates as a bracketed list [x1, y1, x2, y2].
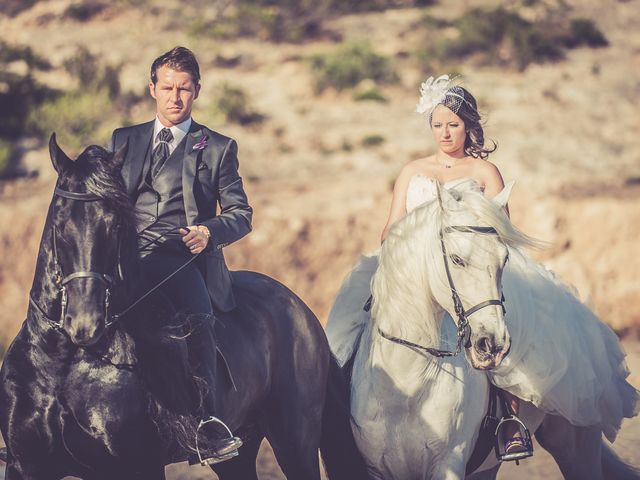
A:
[48, 134, 134, 347]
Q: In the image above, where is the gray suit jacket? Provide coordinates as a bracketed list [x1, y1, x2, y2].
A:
[111, 120, 253, 312]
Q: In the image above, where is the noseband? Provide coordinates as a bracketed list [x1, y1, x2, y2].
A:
[29, 187, 122, 331]
[378, 225, 506, 358]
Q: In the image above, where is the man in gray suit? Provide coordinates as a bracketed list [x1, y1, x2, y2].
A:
[111, 46, 251, 465]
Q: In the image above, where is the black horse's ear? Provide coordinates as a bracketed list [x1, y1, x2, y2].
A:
[111, 139, 129, 171]
[49, 133, 74, 174]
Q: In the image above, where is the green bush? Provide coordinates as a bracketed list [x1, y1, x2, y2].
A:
[353, 87, 388, 103]
[64, 1, 107, 21]
[417, 7, 607, 71]
[451, 8, 562, 69]
[331, 0, 436, 13]
[28, 88, 113, 150]
[186, 0, 436, 43]
[0, 41, 135, 176]
[215, 84, 265, 125]
[310, 41, 398, 93]
[361, 134, 385, 147]
[63, 46, 121, 98]
[0, 0, 39, 16]
[188, 2, 321, 42]
[0, 40, 56, 177]
[0, 139, 13, 178]
[566, 18, 609, 48]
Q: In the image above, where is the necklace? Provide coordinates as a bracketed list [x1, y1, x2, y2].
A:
[437, 156, 462, 169]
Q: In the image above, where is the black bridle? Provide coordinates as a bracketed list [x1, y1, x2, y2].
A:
[30, 186, 202, 333]
[378, 225, 506, 358]
[29, 187, 119, 330]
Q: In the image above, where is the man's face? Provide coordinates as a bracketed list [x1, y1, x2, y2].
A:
[149, 65, 200, 126]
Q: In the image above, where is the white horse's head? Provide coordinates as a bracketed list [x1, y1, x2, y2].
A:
[429, 182, 511, 369]
[373, 179, 536, 370]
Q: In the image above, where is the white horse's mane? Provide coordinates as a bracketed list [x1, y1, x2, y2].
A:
[371, 184, 540, 349]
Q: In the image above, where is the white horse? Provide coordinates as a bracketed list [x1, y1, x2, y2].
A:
[326, 181, 640, 480]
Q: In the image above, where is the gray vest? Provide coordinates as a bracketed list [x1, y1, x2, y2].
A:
[136, 137, 189, 254]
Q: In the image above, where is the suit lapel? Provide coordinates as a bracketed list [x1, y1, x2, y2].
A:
[124, 121, 154, 196]
[182, 121, 204, 224]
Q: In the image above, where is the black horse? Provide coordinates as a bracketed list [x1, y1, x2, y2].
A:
[0, 135, 368, 480]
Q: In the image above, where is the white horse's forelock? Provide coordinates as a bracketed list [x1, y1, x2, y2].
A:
[371, 185, 542, 349]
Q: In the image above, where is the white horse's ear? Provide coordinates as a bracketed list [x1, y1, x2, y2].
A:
[492, 181, 515, 208]
[436, 181, 458, 211]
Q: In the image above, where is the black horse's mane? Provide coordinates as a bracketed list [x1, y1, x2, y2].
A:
[64, 144, 141, 298]
[67, 145, 137, 231]
[61, 144, 202, 452]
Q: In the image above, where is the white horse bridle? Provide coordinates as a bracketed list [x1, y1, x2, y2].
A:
[378, 224, 506, 358]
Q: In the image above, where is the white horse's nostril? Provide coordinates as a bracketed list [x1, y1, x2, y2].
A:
[476, 336, 493, 355]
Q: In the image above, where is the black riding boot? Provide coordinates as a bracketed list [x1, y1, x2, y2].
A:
[187, 313, 242, 465]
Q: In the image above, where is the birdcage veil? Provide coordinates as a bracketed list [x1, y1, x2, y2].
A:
[416, 75, 476, 122]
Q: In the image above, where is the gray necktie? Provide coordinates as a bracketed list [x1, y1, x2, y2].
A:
[151, 128, 173, 178]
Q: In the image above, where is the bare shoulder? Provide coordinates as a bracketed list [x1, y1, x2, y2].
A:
[471, 159, 505, 194]
[391, 158, 429, 194]
[471, 158, 501, 179]
[401, 156, 437, 178]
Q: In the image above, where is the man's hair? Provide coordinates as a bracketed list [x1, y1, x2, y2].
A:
[150, 46, 201, 85]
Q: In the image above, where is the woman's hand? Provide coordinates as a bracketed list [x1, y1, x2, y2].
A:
[180, 225, 210, 254]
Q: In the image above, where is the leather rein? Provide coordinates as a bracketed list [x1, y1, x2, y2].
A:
[378, 225, 506, 358]
[30, 186, 202, 332]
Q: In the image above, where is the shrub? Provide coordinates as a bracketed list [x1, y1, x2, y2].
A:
[331, 0, 436, 13]
[0, 40, 55, 178]
[0, 0, 39, 17]
[215, 84, 265, 125]
[188, 2, 321, 42]
[341, 139, 353, 152]
[0, 42, 133, 177]
[64, 1, 108, 21]
[63, 46, 121, 98]
[361, 134, 385, 147]
[416, 6, 607, 71]
[310, 41, 398, 93]
[565, 18, 609, 48]
[186, 0, 437, 43]
[0, 139, 13, 178]
[353, 87, 388, 103]
[28, 88, 113, 150]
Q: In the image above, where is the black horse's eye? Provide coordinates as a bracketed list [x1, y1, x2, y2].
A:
[450, 254, 466, 267]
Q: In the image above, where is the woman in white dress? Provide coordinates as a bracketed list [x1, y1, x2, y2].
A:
[327, 75, 639, 460]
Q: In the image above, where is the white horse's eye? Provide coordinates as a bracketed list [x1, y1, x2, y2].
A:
[450, 254, 467, 267]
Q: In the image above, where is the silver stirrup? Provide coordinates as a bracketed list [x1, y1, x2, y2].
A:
[195, 416, 239, 466]
[495, 415, 533, 464]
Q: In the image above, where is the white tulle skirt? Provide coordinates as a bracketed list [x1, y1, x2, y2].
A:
[326, 248, 640, 442]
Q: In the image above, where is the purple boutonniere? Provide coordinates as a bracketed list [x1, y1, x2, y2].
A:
[192, 135, 208, 151]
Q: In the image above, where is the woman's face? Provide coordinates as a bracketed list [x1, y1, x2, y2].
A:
[431, 104, 466, 156]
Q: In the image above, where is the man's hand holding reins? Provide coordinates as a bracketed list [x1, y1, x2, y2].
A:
[181, 225, 210, 254]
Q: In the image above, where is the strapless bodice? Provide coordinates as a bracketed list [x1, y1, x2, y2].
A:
[406, 175, 482, 212]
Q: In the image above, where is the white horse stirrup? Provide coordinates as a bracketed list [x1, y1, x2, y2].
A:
[495, 414, 534, 464]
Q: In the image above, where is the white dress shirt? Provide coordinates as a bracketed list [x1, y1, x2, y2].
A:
[152, 117, 192, 155]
